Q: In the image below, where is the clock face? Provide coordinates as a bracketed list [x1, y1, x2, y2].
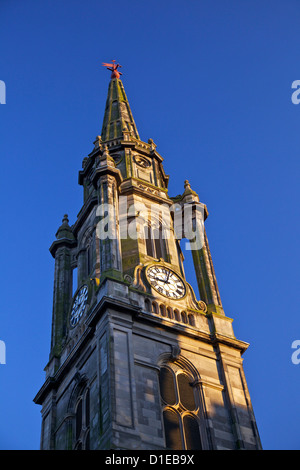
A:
[134, 155, 151, 168]
[70, 285, 88, 327]
[146, 265, 186, 299]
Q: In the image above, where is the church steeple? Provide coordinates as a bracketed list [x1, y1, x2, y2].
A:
[34, 63, 262, 452]
[101, 75, 140, 142]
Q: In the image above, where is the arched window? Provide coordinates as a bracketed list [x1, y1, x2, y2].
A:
[152, 301, 159, 314]
[144, 222, 167, 261]
[80, 228, 94, 280]
[167, 306, 173, 319]
[159, 366, 202, 450]
[74, 388, 90, 450]
[86, 245, 92, 276]
[174, 309, 181, 322]
[159, 304, 167, 317]
[163, 409, 182, 449]
[75, 399, 82, 440]
[183, 415, 201, 450]
[181, 311, 188, 324]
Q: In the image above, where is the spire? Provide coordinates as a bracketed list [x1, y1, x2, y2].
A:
[101, 61, 140, 142]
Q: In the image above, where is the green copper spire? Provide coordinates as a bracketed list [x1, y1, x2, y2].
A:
[101, 78, 140, 142]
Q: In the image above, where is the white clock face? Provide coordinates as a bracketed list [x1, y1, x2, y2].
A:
[146, 265, 186, 299]
[70, 285, 88, 327]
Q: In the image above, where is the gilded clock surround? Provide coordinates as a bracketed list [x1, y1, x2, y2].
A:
[145, 263, 187, 300]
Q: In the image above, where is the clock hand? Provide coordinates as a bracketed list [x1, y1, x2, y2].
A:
[154, 276, 170, 284]
[154, 276, 165, 281]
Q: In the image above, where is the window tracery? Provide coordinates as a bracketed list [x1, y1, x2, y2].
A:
[158, 364, 202, 450]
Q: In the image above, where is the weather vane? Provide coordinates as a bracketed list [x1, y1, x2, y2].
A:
[102, 60, 122, 79]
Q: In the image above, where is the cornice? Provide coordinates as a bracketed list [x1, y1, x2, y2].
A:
[90, 163, 123, 188]
[49, 237, 77, 258]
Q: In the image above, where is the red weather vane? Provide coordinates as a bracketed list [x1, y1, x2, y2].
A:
[102, 60, 122, 79]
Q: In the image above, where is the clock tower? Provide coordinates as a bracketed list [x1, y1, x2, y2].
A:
[34, 63, 262, 450]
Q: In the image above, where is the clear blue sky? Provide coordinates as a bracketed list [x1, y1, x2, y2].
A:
[0, 0, 300, 450]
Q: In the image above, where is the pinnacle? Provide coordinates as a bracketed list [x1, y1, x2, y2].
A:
[55, 214, 75, 240]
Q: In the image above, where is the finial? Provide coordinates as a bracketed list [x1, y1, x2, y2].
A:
[102, 60, 122, 79]
[102, 143, 110, 156]
[62, 214, 69, 224]
[98, 143, 115, 167]
[93, 135, 102, 150]
[148, 138, 157, 151]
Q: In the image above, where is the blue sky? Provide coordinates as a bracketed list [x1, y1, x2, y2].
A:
[0, 0, 300, 450]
